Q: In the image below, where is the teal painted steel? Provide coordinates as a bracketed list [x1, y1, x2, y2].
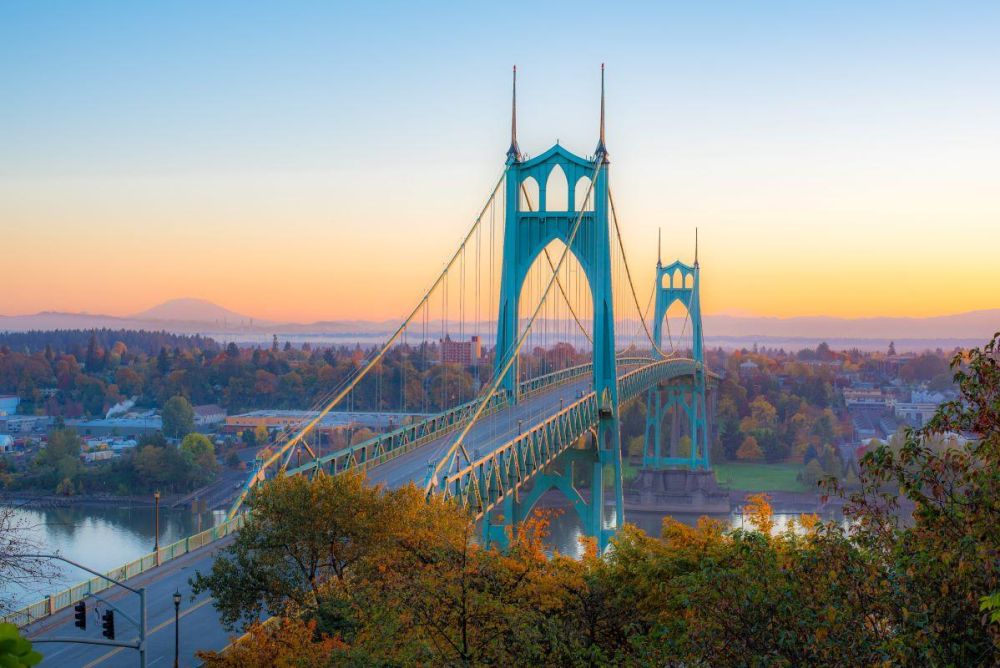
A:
[492, 101, 623, 549]
[281, 361, 600, 479]
[644, 255, 710, 469]
[443, 359, 701, 545]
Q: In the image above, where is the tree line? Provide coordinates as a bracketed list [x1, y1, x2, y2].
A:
[0, 331, 590, 419]
[191, 334, 1000, 666]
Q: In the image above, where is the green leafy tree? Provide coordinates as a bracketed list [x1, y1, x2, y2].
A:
[0, 623, 42, 667]
[837, 332, 1000, 664]
[36, 428, 82, 491]
[191, 471, 400, 630]
[180, 433, 219, 486]
[162, 395, 194, 438]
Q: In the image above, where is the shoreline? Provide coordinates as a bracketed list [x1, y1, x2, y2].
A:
[1, 492, 185, 510]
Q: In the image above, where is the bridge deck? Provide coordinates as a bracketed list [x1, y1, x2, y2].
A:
[367, 375, 595, 489]
[23, 360, 689, 666]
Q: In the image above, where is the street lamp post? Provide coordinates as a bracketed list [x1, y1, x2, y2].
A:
[173, 589, 181, 668]
[154, 490, 161, 566]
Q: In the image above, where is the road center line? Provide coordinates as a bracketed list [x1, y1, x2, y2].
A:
[81, 596, 215, 668]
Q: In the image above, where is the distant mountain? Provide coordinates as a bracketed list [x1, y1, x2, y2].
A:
[1, 300, 996, 351]
[132, 298, 269, 325]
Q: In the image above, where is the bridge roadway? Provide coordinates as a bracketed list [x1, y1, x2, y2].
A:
[25, 364, 646, 666]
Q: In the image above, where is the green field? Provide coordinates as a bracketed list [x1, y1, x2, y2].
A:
[713, 462, 808, 493]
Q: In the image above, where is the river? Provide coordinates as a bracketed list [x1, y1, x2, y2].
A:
[1, 499, 838, 611]
[1, 504, 224, 610]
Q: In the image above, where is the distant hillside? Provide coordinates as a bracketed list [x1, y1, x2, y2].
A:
[132, 298, 269, 325]
[1, 301, 996, 350]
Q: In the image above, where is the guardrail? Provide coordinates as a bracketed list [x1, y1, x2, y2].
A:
[437, 358, 704, 518]
[282, 361, 599, 479]
[6, 357, 679, 629]
[3, 514, 246, 628]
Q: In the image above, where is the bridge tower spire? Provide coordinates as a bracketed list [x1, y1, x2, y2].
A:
[507, 65, 521, 164]
[595, 63, 608, 162]
[488, 66, 623, 550]
[643, 233, 710, 470]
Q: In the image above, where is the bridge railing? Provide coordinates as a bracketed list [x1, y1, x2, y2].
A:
[4, 361, 600, 629]
[282, 361, 599, 479]
[437, 358, 703, 518]
[2, 514, 246, 628]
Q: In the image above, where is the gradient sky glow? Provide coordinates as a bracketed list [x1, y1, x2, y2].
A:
[2, 1, 998, 322]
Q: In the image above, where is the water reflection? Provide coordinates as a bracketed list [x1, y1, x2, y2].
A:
[541, 498, 845, 558]
[1, 504, 223, 608]
[2, 497, 843, 610]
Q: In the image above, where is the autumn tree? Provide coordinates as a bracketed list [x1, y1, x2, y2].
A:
[196, 618, 343, 668]
[191, 471, 400, 630]
[837, 332, 1000, 664]
[736, 435, 764, 461]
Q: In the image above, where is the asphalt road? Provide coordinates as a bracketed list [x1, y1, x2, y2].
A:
[25, 373, 630, 666]
[24, 538, 234, 668]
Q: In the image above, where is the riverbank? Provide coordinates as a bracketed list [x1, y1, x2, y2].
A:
[1, 492, 184, 510]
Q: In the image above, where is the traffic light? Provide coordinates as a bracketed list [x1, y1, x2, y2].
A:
[73, 600, 86, 630]
[101, 609, 115, 640]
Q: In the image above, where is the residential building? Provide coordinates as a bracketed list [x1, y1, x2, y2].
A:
[440, 335, 482, 365]
[193, 404, 227, 427]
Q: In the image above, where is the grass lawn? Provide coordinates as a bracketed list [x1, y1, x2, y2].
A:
[713, 462, 807, 493]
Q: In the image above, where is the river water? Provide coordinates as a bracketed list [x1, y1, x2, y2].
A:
[1, 504, 224, 610]
[1, 500, 836, 610]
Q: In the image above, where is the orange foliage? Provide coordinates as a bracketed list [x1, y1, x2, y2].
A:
[197, 618, 345, 668]
[743, 492, 774, 534]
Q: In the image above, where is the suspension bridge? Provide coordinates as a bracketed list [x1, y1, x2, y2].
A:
[16, 66, 720, 666]
[228, 64, 718, 550]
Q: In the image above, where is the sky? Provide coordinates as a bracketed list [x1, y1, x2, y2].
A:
[1, 1, 998, 323]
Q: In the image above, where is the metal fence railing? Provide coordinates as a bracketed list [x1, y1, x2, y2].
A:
[3, 514, 246, 628]
[5, 359, 653, 629]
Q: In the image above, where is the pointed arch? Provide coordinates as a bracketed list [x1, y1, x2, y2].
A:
[520, 176, 539, 212]
[545, 164, 569, 211]
[574, 176, 594, 211]
[684, 273, 694, 289]
[516, 238, 595, 360]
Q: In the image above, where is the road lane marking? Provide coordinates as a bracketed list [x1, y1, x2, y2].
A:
[81, 596, 215, 668]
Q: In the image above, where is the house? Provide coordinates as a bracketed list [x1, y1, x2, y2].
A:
[193, 404, 226, 427]
[895, 402, 939, 428]
[0, 435, 13, 453]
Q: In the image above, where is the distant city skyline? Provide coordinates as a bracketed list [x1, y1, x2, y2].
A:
[2, 2, 998, 321]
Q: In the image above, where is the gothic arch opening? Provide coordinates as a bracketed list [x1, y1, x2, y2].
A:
[545, 164, 569, 212]
[662, 299, 694, 357]
[517, 238, 594, 379]
[519, 176, 539, 212]
[574, 176, 595, 211]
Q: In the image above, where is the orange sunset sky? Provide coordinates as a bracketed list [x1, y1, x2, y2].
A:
[2, 3, 998, 323]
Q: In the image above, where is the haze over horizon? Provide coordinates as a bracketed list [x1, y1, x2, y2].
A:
[3, 2, 999, 322]
[2, 296, 999, 326]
